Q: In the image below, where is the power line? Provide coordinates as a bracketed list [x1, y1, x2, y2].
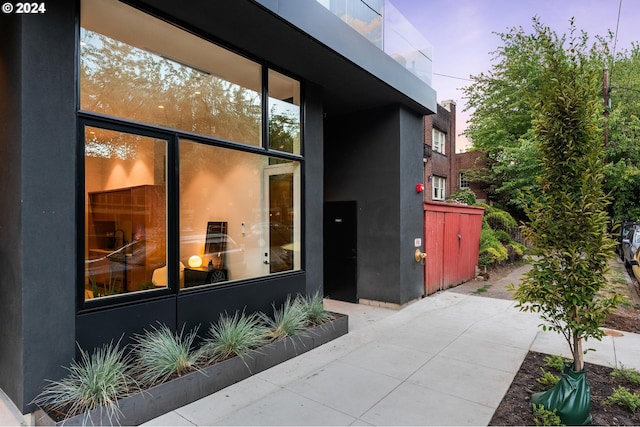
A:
[432, 72, 473, 82]
[612, 0, 622, 61]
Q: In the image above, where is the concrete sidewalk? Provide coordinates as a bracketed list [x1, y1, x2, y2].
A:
[3, 263, 638, 426]
[143, 290, 640, 426]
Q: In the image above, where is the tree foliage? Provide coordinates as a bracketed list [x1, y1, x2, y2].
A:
[463, 18, 640, 223]
[605, 43, 640, 220]
[511, 19, 621, 372]
[463, 22, 548, 218]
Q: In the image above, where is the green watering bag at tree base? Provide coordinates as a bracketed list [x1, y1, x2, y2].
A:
[531, 363, 592, 425]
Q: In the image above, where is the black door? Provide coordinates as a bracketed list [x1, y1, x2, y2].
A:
[324, 201, 357, 302]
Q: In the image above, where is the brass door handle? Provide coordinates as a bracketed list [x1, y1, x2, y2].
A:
[415, 249, 427, 263]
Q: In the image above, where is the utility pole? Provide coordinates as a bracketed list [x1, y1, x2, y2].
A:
[603, 66, 610, 147]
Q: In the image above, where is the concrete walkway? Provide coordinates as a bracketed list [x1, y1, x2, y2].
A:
[143, 284, 640, 426]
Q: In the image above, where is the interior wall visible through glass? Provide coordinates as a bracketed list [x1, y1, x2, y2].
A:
[81, 0, 303, 303]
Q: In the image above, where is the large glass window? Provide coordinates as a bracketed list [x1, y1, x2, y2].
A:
[179, 141, 301, 288]
[84, 126, 167, 300]
[268, 70, 301, 154]
[81, 0, 303, 302]
[81, 0, 262, 146]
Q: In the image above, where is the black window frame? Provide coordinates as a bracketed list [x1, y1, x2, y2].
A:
[78, 103, 305, 312]
[76, 3, 306, 312]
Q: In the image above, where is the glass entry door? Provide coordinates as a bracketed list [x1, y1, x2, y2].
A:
[263, 162, 300, 273]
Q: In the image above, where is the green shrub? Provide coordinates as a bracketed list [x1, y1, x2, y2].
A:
[476, 202, 494, 214]
[532, 403, 564, 426]
[131, 324, 200, 386]
[611, 363, 640, 385]
[198, 311, 267, 364]
[605, 386, 640, 413]
[32, 341, 135, 425]
[260, 295, 308, 341]
[511, 241, 525, 257]
[448, 188, 476, 205]
[543, 355, 570, 372]
[504, 243, 525, 262]
[479, 228, 500, 251]
[485, 209, 517, 231]
[536, 367, 560, 389]
[494, 229, 512, 244]
[479, 227, 509, 266]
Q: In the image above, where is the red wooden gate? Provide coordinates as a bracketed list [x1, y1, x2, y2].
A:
[424, 202, 484, 295]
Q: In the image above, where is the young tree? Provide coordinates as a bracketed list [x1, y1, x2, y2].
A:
[512, 19, 621, 373]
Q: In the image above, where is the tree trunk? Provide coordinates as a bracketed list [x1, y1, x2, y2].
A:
[572, 306, 584, 372]
[573, 333, 584, 372]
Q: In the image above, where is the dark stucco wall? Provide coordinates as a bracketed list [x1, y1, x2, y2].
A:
[0, 7, 25, 411]
[398, 109, 428, 303]
[325, 106, 424, 305]
[0, 0, 78, 412]
[303, 82, 324, 295]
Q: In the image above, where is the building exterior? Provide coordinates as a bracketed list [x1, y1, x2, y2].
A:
[422, 101, 484, 295]
[423, 100, 456, 201]
[455, 151, 488, 203]
[0, 0, 436, 413]
[423, 100, 487, 203]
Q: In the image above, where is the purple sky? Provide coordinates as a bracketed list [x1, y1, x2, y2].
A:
[390, 0, 640, 151]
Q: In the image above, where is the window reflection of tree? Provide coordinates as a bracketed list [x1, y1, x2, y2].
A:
[80, 30, 261, 145]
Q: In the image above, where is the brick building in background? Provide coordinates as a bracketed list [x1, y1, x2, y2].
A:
[423, 100, 487, 203]
[456, 151, 488, 203]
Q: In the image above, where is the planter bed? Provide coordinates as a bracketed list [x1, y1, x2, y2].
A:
[34, 313, 348, 426]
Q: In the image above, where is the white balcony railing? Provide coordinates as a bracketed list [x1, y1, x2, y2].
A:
[316, 0, 432, 85]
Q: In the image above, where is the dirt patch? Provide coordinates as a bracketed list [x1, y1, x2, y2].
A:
[490, 351, 640, 426]
[606, 306, 640, 335]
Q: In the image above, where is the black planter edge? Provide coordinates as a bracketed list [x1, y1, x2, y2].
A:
[33, 313, 348, 426]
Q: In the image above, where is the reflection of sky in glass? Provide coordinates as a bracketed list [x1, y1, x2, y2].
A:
[383, 1, 432, 84]
[315, 0, 432, 84]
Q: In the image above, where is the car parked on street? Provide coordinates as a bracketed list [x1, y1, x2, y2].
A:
[630, 250, 640, 284]
[616, 221, 638, 260]
[621, 223, 640, 268]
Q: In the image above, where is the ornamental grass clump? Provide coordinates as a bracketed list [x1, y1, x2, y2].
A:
[32, 341, 135, 425]
[299, 291, 334, 326]
[131, 323, 199, 387]
[260, 295, 308, 341]
[198, 311, 267, 364]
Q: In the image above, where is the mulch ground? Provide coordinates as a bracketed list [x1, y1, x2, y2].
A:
[490, 351, 640, 426]
[476, 261, 640, 425]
